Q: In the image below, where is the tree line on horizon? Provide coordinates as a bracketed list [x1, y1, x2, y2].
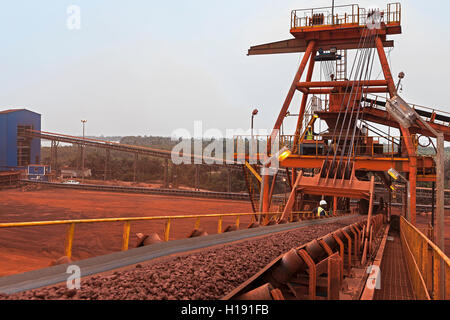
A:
[41, 135, 450, 190]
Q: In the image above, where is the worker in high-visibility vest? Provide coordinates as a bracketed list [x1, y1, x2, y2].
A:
[312, 200, 328, 217]
[306, 125, 314, 141]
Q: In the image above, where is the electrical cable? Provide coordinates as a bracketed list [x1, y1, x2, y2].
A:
[325, 26, 372, 179]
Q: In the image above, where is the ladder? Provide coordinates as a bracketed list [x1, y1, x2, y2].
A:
[335, 49, 347, 81]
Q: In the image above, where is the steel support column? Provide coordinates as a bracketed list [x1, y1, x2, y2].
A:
[77, 145, 81, 170]
[227, 168, 232, 193]
[133, 153, 138, 182]
[333, 196, 338, 216]
[361, 176, 375, 265]
[431, 182, 435, 229]
[388, 177, 392, 222]
[409, 157, 417, 225]
[435, 133, 445, 296]
[172, 164, 178, 189]
[104, 149, 110, 181]
[54, 142, 58, 175]
[195, 165, 200, 191]
[163, 158, 169, 188]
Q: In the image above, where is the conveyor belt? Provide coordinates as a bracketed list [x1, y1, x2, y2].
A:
[21, 180, 450, 207]
[21, 180, 254, 201]
[361, 97, 450, 125]
[23, 130, 247, 169]
[0, 214, 357, 294]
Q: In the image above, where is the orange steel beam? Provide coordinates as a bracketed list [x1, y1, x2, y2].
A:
[290, 23, 401, 38]
[297, 80, 388, 88]
[296, 186, 370, 199]
[280, 171, 303, 221]
[417, 175, 437, 182]
[293, 46, 317, 153]
[375, 36, 396, 99]
[280, 155, 435, 173]
[307, 87, 389, 95]
[247, 38, 394, 56]
[293, 26, 389, 41]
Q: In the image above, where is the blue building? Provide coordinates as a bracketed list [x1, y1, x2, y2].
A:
[0, 109, 41, 171]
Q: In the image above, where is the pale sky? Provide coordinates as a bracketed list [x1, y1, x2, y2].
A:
[0, 0, 449, 138]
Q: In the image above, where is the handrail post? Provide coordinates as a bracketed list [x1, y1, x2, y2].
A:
[65, 223, 75, 259]
[164, 219, 171, 241]
[391, 136, 394, 159]
[235, 216, 240, 229]
[122, 221, 131, 251]
[218, 216, 223, 234]
[195, 217, 201, 230]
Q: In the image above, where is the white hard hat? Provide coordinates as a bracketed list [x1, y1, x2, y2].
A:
[320, 200, 327, 206]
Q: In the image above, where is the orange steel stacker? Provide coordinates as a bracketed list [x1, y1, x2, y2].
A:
[248, 3, 448, 230]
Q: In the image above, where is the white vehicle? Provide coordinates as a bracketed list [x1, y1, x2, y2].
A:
[63, 180, 80, 185]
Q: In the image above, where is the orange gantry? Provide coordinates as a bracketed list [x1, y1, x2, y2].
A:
[248, 2, 446, 227]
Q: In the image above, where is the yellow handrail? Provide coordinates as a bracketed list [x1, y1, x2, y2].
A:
[0, 212, 287, 228]
[1, 211, 332, 259]
[400, 216, 450, 300]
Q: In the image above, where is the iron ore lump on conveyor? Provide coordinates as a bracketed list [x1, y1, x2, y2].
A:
[1, 216, 364, 300]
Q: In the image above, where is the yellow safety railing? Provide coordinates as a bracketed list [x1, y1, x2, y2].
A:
[291, 4, 361, 29]
[399, 216, 450, 300]
[290, 2, 401, 29]
[0, 211, 343, 260]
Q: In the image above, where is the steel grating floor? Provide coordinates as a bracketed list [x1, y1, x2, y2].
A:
[373, 231, 415, 300]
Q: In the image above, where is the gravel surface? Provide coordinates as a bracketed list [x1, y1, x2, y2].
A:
[0, 216, 364, 300]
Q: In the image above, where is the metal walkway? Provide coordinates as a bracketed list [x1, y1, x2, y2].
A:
[373, 228, 415, 300]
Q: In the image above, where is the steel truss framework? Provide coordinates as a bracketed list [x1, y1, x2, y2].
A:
[254, 3, 448, 228]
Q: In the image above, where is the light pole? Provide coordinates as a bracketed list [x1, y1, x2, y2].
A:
[251, 108, 258, 138]
[251, 108, 258, 161]
[332, 0, 335, 25]
[282, 111, 290, 137]
[81, 120, 87, 183]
